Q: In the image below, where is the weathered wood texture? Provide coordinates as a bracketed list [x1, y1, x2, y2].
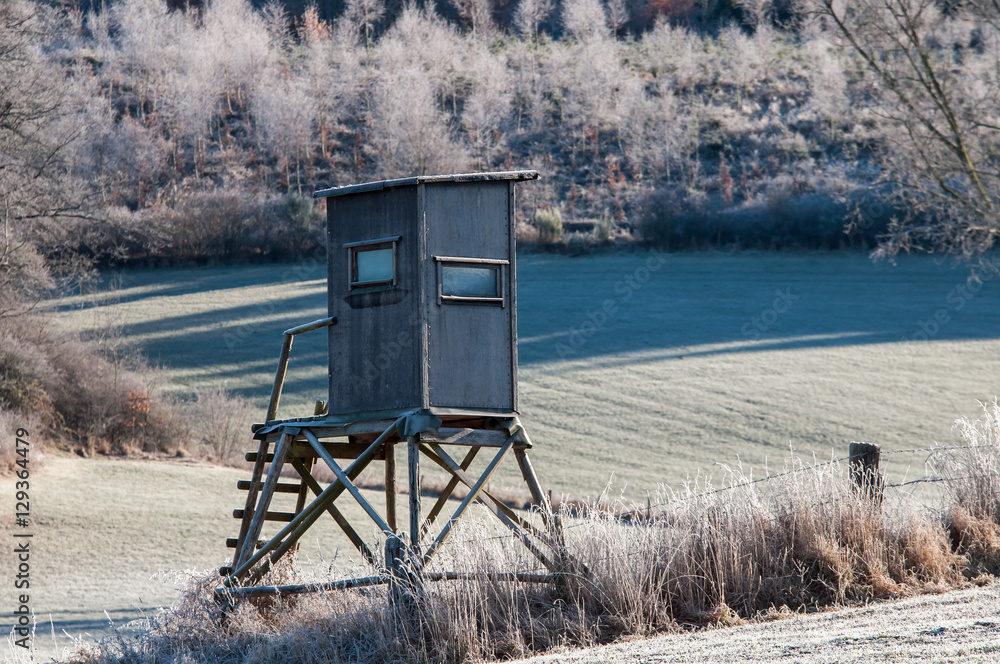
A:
[327, 186, 422, 416]
[322, 174, 533, 419]
[424, 181, 514, 411]
[849, 441, 883, 507]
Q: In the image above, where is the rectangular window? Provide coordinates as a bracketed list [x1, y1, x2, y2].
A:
[434, 256, 508, 305]
[345, 236, 400, 290]
[442, 265, 498, 298]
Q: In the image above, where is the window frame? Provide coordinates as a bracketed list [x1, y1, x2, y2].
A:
[344, 236, 401, 291]
[433, 255, 508, 306]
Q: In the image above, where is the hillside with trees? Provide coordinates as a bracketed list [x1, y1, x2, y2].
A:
[7, 0, 996, 268]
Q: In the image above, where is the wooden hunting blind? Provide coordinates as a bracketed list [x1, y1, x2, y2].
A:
[219, 171, 567, 603]
[325, 172, 521, 417]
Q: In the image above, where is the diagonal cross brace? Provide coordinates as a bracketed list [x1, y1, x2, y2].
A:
[303, 430, 394, 536]
[419, 442, 556, 571]
[290, 458, 376, 567]
[419, 447, 479, 539]
[421, 443, 556, 549]
[420, 439, 513, 562]
[225, 417, 403, 585]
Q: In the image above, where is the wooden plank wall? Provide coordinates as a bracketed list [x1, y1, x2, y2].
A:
[423, 181, 515, 411]
[327, 186, 423, 415]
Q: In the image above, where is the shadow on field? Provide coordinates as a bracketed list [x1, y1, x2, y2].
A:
[72, 253, 1000, 390]
[28, 609, 149, 659]
[515, 252, 1000, 364]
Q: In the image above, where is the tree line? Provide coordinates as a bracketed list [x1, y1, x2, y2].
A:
[7, 0, 999, 277]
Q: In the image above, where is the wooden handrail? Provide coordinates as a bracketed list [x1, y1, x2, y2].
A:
[265, 317, 337, 423]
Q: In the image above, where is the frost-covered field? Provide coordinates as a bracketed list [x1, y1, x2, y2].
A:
[14, 252, 1000, 660]
[510, 582, 1000, 664]
[52, 251, 1000, 497]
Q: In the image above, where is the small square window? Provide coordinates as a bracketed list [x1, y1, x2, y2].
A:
[434, 256, 508, 305]
[345, 236, 400, 290]
[355, 247, 393, 284]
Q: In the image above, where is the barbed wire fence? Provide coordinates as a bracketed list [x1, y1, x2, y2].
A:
[421, 442, 984, 570]
[270, 442, 991, 586]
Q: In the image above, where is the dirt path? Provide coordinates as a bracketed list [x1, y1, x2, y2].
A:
[512, 584, 1000, 663]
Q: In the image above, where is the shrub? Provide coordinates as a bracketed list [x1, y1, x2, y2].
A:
[933, 400, 1000, 524]
[0, 315, 187, 461]
[930, 400, 1000, 574]
[533, 207, 564, 243]
[640, 190, 880, 250]
[191, 388, 257, 465]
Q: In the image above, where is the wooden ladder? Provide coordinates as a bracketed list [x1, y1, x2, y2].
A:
[222, 317, 335, 577]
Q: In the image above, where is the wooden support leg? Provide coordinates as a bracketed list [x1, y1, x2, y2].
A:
[291, 457, 314, 554]
[408, 435, 422, 559]
[385, 442, 397, 533]
[235, 433, 292, 573]
[386, 534, 423, 614]
[515, 448, 559, 537]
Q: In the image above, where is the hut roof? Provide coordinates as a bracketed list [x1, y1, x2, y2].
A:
[313, 170, 540, 199]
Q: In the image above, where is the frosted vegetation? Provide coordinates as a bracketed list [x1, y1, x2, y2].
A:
[6, 0, 992, 262]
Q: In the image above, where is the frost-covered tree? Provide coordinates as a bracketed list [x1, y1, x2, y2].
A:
[452, 0, 496, 37]
[462, 46, 513, 169]
[562, 0, 608, 41]
[811, 0, 1000, 256]
[606, 0, 628, 34]
[253, 68, 316, 193]
[1, 0, 95, 315]
[514, 0, 551, 39]
[340, 0, 386, 47]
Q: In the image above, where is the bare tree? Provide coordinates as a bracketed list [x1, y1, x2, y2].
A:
[562, 0, 608, 41]
[452, 0, 496, 38]
[253, 68, 316, 194]
[1, 0, 94, 317]
[606, 0, 628, 34]
[340, 0, 386, 47]
[514, 0, 552, 39]
[809, 0, 1000, 257]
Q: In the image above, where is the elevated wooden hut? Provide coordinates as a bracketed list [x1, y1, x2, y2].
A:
[219, 171, 564, 602]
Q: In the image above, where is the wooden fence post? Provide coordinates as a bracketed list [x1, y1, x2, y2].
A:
[849, 441, 883, 508]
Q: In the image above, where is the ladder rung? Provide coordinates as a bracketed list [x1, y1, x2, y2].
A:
[237, 480, 301, 493]
[226, 538, 266, 549]
[233, 509, 296, 522]
[245, 442, 383, 463]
